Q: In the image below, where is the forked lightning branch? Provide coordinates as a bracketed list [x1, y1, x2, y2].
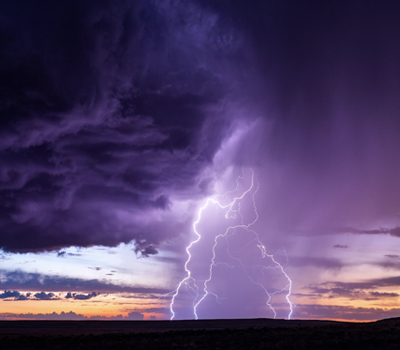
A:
[169, 169, 293, 320]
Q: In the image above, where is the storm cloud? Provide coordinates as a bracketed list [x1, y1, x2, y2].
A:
[2, 0, 400, 253]
[0, 0, 253, 253]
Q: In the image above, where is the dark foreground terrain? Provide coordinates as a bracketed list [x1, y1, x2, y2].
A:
[1, 317, 399, 349]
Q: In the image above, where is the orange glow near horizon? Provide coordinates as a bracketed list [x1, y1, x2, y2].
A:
[1, 288, 399, 322]
[0, 293, 169, 320]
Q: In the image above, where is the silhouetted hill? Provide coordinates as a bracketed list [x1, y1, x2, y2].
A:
[1, 317, 399, 349]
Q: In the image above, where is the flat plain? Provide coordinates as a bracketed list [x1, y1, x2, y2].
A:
[1, 317, 399, 349]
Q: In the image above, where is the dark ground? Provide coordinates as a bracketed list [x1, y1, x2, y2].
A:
[1, 317, 399, 349]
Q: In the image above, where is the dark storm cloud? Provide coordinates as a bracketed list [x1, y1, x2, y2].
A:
[0, 269, 170, 294]
[0, 0, 251, 253]
[2, 0, 400, 259]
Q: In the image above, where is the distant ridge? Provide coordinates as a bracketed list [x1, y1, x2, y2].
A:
[1, 317, 397, 336]
[2, 318, 400, 349]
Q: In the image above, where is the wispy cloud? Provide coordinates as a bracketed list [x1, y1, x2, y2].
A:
[33, 292, 59, 300]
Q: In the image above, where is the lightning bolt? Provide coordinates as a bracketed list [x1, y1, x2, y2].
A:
[169, 169, 293, 320]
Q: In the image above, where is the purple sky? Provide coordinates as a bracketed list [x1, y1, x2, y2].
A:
[1, 0, 400, 321]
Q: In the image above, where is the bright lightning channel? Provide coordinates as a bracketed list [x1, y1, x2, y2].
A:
[169, 169, 293, 320]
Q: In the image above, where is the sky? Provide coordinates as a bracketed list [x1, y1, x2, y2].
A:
[1, 0, 400, 322]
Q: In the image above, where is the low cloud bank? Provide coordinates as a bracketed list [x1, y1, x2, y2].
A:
[0, 310, 145, 321]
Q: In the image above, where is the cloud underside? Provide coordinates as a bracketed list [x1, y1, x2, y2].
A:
[0, 0, 247, 253]
[2, 0, 400, 256]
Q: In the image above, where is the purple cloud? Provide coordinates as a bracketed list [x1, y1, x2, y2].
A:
[65, 292, 99, 300]
[1, 0, 400, 257]
[33, 292, 58, 301]
[0, 0, 250, 254]
[0, 290, 21, 299]
[306, 276, 400, 301]
[136, 245, 158, 258]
